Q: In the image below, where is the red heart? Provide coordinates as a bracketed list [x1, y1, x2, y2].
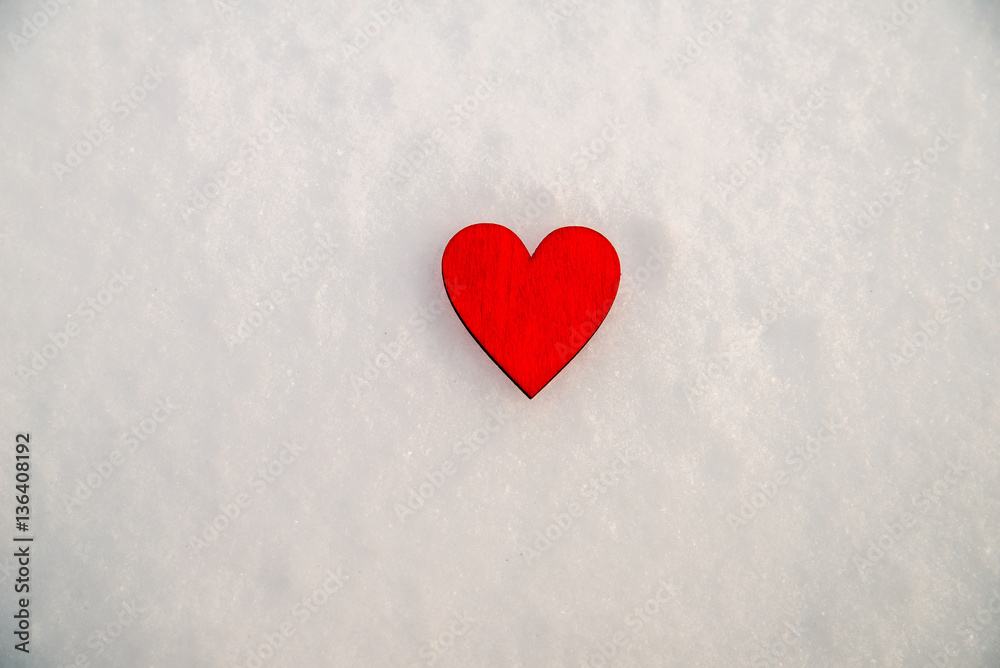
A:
[442, 224, 620, 398]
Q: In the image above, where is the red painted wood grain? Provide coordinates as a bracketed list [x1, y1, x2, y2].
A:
[442, 223, 620, 398]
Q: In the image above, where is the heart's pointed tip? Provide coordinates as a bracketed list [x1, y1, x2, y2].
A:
[518, 384, 538, 399]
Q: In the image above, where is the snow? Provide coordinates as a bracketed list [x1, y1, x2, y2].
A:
[2, 0, 999, 665]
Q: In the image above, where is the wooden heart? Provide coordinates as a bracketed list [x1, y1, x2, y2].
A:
[442, 224, 620, 398]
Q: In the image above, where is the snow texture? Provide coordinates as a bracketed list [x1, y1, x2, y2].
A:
[1, 0, 1000, 666]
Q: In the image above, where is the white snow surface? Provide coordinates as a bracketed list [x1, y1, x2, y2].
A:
[2, 0, 1000, 666]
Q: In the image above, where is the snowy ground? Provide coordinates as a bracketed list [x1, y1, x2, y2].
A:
[2, 0, 1000, 666]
